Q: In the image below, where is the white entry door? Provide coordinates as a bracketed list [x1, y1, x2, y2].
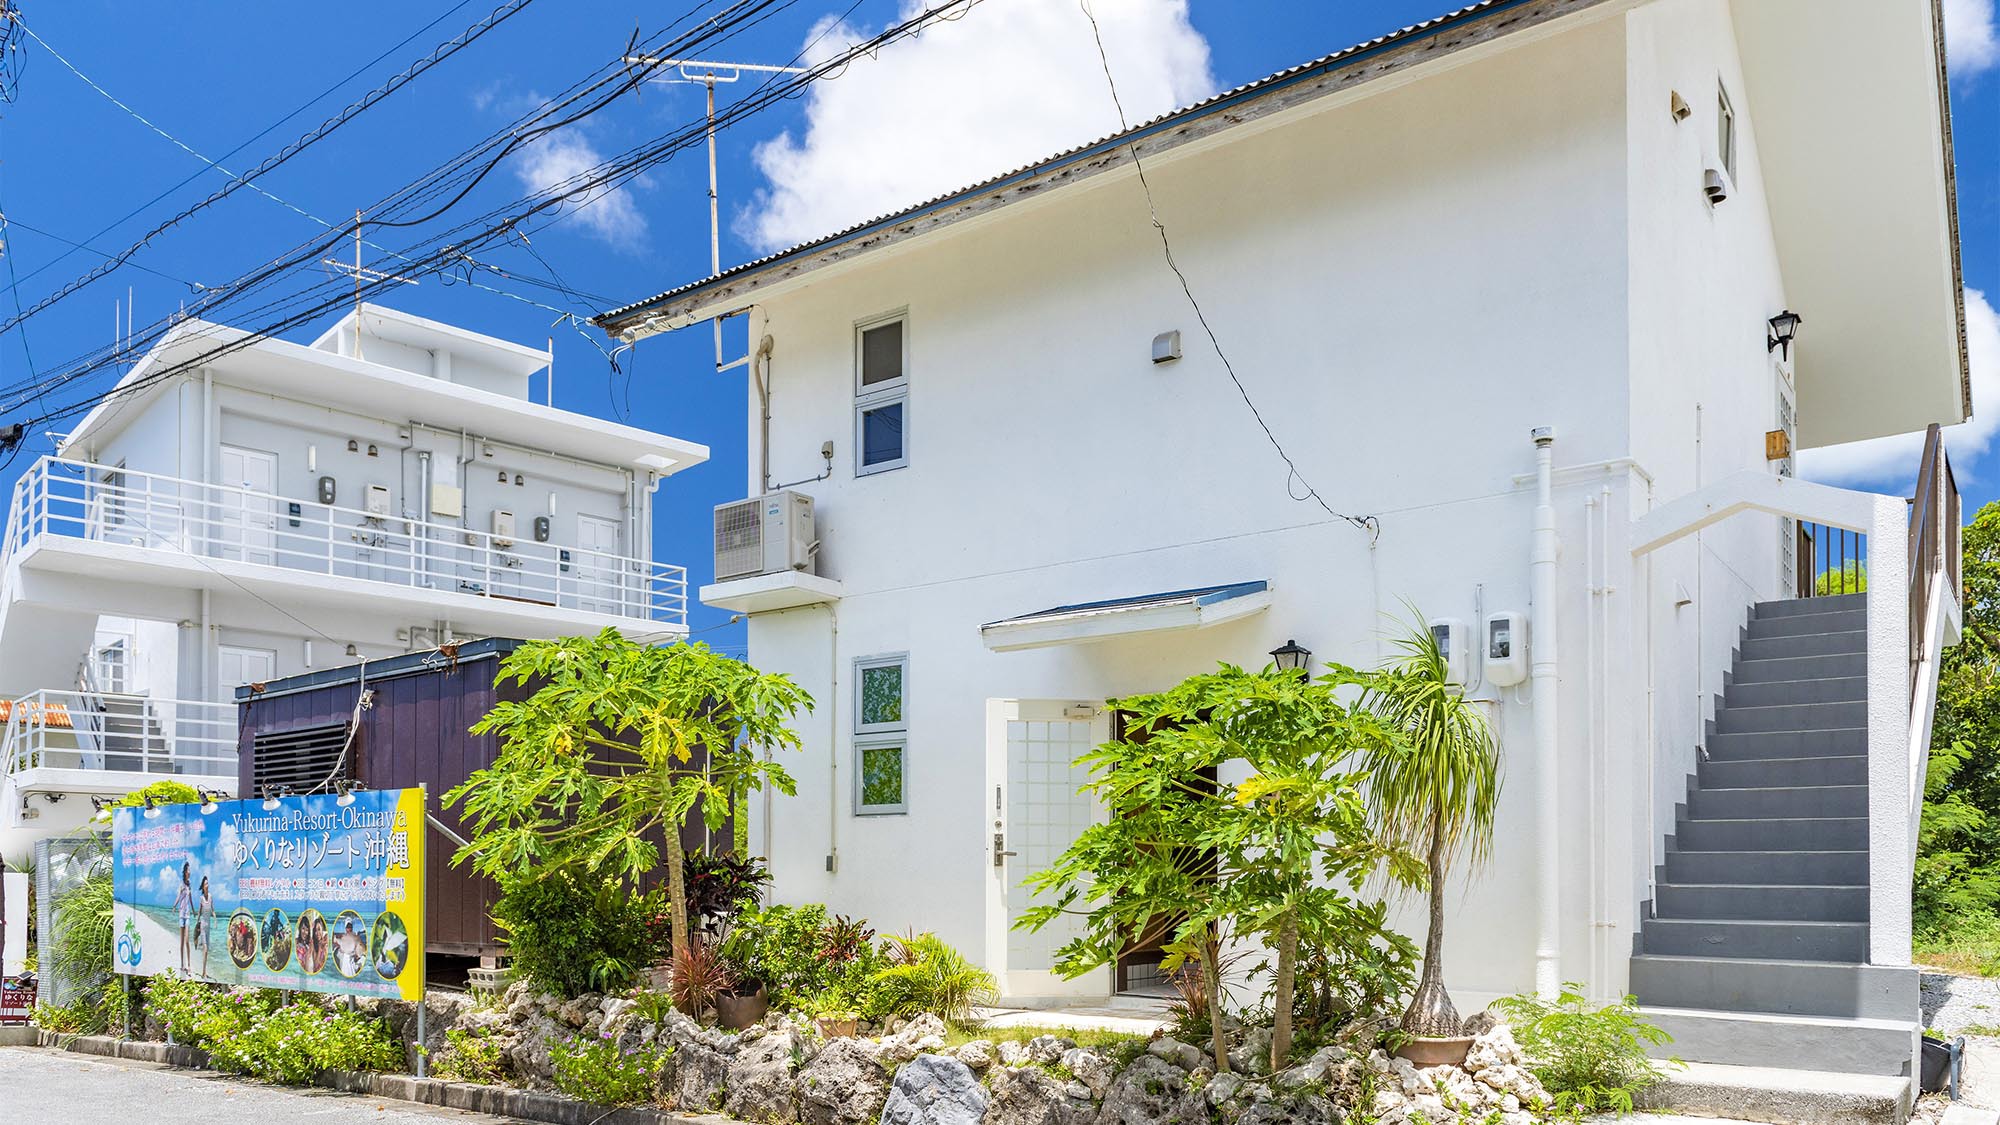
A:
[575, 514, 625, 615]
[217, 645, 277, 689]
[984, 700, 1109, 1000]
[217, 446, 279, 565]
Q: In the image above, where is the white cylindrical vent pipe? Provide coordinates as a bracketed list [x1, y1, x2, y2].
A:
[1530, 426, 1562, 997]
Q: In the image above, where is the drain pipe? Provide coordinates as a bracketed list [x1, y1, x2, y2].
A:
[750, 334, 776, 494]
[1530, 426, 1562, 997]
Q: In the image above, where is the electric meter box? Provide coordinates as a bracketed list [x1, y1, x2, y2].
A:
[1483, 611, 1529, 687]
[1427, 617, 1468, 686]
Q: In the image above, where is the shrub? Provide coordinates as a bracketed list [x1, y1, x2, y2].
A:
[667, 936, 735, 1016]
[437, 1027, 508, 1085]
[722, 904, 880, 1011]
[549, 1029, 670, 1105]
[493, 866, 670, 996]
[867, 933, 996, 1025]
[1495, 985, 1675, 1116]
[145, 976, 401, 1084]
[684, 850, 770, 938]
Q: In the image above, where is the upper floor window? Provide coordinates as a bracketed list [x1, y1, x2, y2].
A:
[1717, 82, 1736, 182]
[855, 312, 908, 476]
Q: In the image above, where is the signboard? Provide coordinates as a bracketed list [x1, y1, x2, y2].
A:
[111, 788, 425, 1001]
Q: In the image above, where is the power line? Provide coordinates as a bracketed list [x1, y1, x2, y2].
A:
[4, 0, 477, 291]
[0, 0, 541, 338]
[2, 0, 984, 429]
[1075, 0, 1377, 539]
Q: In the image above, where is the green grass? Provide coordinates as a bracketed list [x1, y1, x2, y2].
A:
[1915, 914, 2000, 978]
[944, 1022, 1148, 1051]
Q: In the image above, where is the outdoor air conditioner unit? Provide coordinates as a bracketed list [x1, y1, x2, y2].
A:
[714, 491, 816, 582]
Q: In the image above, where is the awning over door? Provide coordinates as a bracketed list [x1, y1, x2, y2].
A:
[980, 581, 1271, 653]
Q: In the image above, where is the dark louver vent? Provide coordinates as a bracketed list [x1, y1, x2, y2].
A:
[250, 722, 353, 796]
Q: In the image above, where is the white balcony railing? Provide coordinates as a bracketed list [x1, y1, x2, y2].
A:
[2, 457, 688, 628]
[1, 689, 236, 779]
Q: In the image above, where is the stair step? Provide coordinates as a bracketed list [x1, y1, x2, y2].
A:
[1699, 754, 1869, 789]
[1676, 816, 1868, 852]
[1688, 785, 1868, 820]
[1707, 728, 1867, 760]
[1629, 955, 1915, 1020]
[1638, 1007, 1917, 1078]
[1641, 917, 1868, 961]
[1635, 1060, 1913, 1122]
[1724, 676, 1868, 708]
[1715, 701, 1866, 733]
[1741, 631, 1871, 660]
[1663, 850, 1868, 886]
[1746, 610, 1868, 639]
[1654, 882, 1869, 922]
[1755, 593, 1868, 618]
[1731, 651, 1870, 684]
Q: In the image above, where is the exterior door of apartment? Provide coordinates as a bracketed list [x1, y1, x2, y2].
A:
[217, 446, 278, 565]
[575, 514, 623, 615]
[218, 645, 276, 690]
[984, 700, 1110, 999]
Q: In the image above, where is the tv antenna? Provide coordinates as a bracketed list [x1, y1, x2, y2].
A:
[321, 209, 418, 360]
[623, 57, 806, 365]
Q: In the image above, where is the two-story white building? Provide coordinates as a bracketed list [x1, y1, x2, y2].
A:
[598, 0, 1967, 1092]
[0, 303, 706, 860]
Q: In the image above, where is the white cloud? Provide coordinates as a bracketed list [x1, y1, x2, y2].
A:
[1799, 288, 1999, 488]
[1945, 0, 1999, 78]
[511, 122, 648, 250]
[740, 0, 1215, 253]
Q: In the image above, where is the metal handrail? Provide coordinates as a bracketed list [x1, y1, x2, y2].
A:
[8, 456, 688, 626]
[1909, 423, 1959, 693]
[0, 689, 236, 777]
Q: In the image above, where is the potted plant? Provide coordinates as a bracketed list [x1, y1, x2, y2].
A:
[814, 1003, 860, 1039]
[1357, 617, 1502, 1067]
[714, 917, 771, 1030]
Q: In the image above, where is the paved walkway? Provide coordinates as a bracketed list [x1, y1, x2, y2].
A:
[0, 1047, 539, 1124]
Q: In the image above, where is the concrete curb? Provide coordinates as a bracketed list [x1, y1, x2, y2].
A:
[37, 1033, 697, 1125]
[1635, 1060, 1913, 1124]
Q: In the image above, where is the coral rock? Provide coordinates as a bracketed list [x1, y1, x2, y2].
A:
[1095, 1054, 1207, 1125]
[1146, 1037, 1206, 1072]
[986, 1063, 1099, 1125]
[798, 1038, 893, 1125]
[953, 1040, 996, 1072]
[726, 1026, 811, 1123]
[674, 1041, 732, 1113]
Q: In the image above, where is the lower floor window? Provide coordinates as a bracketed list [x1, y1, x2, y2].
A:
[856, 738, 907, 814]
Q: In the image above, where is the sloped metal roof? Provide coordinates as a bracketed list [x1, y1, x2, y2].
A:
[594, 0, 1555, 334]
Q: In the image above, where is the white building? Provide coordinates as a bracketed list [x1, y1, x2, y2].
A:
[599, 0, 1965, 1087]
[0, 303, 706, 859]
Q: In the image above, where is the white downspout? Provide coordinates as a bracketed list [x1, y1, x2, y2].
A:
[1531, 426, 1561, 997]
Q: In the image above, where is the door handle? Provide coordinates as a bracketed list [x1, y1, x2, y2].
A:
[993, 832, 1017, 867]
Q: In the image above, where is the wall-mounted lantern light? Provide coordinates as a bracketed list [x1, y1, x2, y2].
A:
[1767, 310, 1803, 361]
[1269, 638, 1312, 677]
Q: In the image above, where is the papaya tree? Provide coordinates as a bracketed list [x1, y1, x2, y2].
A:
[445, 631, 811, 969]
[1020, 663, 1417, 1072]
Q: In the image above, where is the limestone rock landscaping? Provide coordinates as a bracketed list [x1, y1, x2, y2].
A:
[408, 982, 1561, 1125]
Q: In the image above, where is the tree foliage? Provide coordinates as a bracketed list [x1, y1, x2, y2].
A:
[1356, 617, 1502, 1038]
[1018, 663, 1417, 1072]
[1917, 501, 2000, 937]
[446, 631, 812, 968]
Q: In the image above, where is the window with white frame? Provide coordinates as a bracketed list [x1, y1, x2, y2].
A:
[94, 640, 128, 694]
[854, 653, 908, 814]
[1717, 81, 1736, 182]
[854, 313, 908, 475]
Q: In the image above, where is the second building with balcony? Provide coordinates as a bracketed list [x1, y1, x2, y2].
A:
[0, 302, 707, 859]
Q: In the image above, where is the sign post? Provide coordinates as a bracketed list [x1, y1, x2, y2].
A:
[110, 788, 426, 1003]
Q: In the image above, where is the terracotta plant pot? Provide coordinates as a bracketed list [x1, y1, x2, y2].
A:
[815, 1016, 859, 1038]
[1393, 1035, 1475, 1068]
[716, 983, 770, 1030]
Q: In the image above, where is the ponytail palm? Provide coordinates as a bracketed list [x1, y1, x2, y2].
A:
[1360, 617, 1501, 1038]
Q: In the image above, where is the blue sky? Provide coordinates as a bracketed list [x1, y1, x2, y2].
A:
[0, 0, 1990, 653]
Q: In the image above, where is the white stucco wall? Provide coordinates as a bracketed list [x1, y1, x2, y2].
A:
[738, 13, 1642, 1008]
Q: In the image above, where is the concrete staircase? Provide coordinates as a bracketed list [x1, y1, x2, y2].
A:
[1630, 593, 1921, 1080]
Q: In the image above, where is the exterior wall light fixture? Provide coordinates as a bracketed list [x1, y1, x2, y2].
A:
[1269, 638, 1312, 677]
[1767, 310, 1803, 361]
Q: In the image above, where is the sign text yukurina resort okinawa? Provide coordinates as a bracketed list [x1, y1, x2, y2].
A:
[111, 788, 426, 1001]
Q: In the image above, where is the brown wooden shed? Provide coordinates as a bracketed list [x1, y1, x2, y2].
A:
[234, 639, 726, 963]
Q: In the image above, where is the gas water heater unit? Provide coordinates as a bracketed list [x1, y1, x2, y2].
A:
[1483, 611, 1529, 687]
[1427, 617, 1468, 686]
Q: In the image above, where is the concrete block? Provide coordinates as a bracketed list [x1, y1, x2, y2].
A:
[1636, 1060, 1912, 1123]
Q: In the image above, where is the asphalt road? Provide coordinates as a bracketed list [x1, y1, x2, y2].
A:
[0, 1047, 539, 1124]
